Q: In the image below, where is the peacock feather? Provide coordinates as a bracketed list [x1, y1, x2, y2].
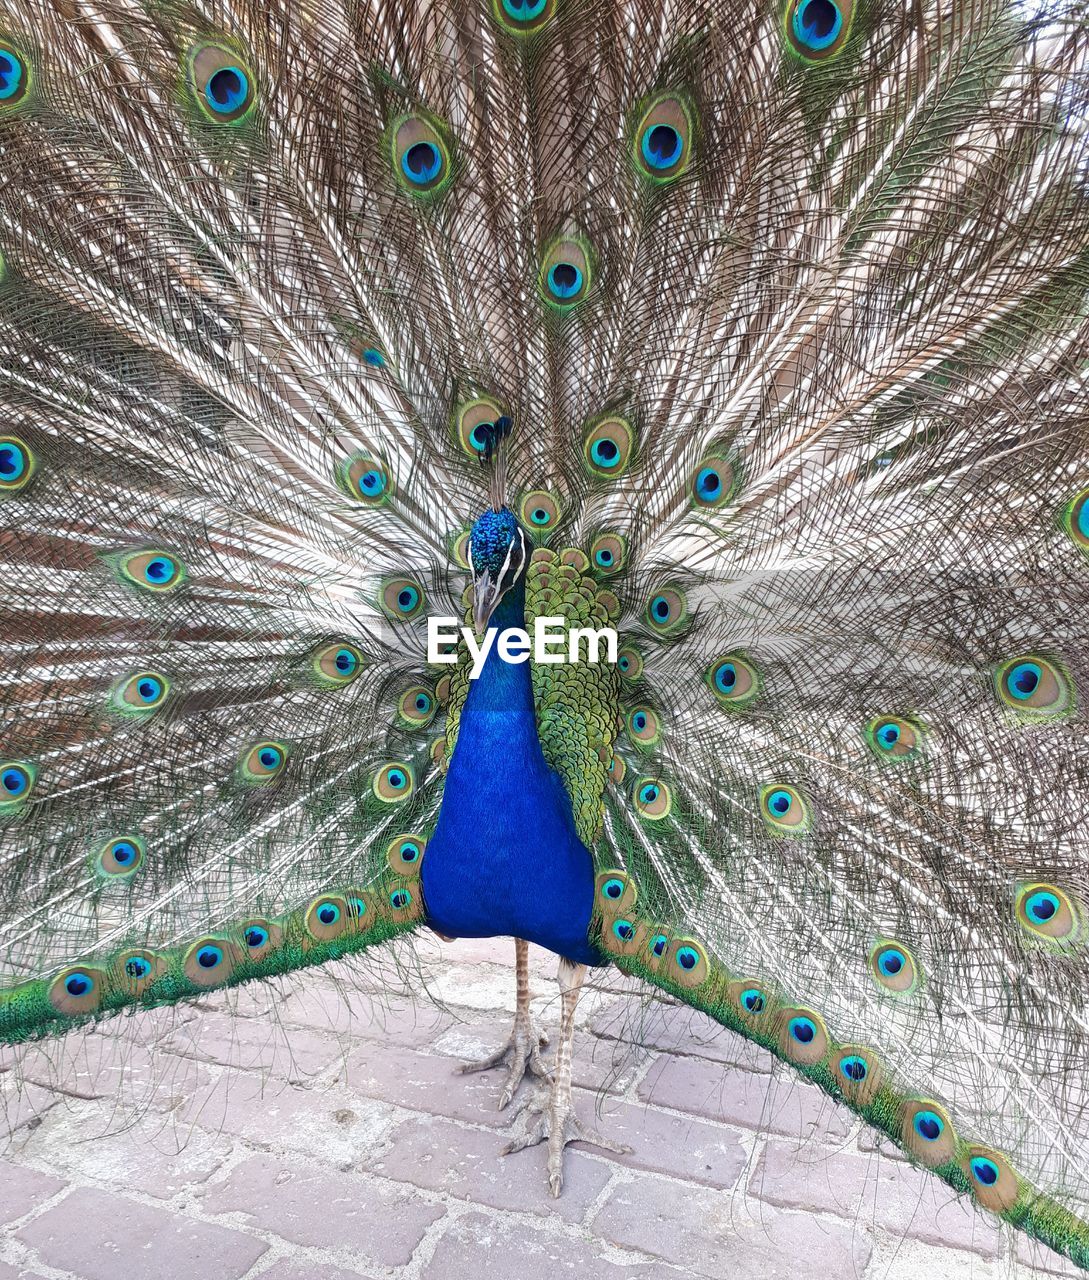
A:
[0, 0, 1088, 1268]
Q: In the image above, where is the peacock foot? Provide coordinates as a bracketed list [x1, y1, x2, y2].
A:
[501, 1087, 632, 1197]
[457, 1013, 551, 1110]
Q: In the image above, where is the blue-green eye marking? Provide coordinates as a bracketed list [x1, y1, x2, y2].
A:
[1007, 662, 1041, 700]
[0, 437, 32, 491]
[639, 784, 659, 805]
[112, 671, 170, 716]
[914, 1109, 944, 1141]
[840, 1055, 868, 1082]
[362, 347, 385, 368]
[715, 662, 736, 693]
[207, 66, 248, 115]
[1, 764, 31, 799]
[65, 972, 94, 997]
[695, 467, 721, 500]
[641, 124, 682, 170]
[650, 934, 668, 957]
[260, 746, 282, 770]
[400, 841, 421, 863]
[741, 987, 766, 1014]
[793, 0, 842, 49]
[137, 676, 162, 703]
[547, 262, 582, 299]
[196, 945, 224, 970]
[769, 789, 792, 815]
[595, 548, 613, 567]
[402, 141, 442, 185]
[0, 46, 28, 104]
[317, 901, 341, 926]
[789, 1016, 816, 1044]
[245, 926, 269, 949]
[676, 946, 699, 972]
[503, 0, 548, 17]
[612, 919, 635, 942]
[334, 649, 358, 676]
[969, 1157, 1000, 1186]
[592, 439, 618, 466]
[144, 556, 175, 586]
[877, 945, 906, 977]
[602, 877, 625, 901]
[125, 957, 151, 979]
[390, 888, 412, 910]
[358, 469, 386, 498]
[1025, 890, 1060, 923]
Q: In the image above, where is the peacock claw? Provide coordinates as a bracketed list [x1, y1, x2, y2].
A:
[502, 1090, 632, 1197]
[457, 1015, 551, 1110]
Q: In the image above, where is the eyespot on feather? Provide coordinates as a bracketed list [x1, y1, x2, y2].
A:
[0, 436, 36, 493]
[455, 398, 506, 458]
[664, 937, 710, 988]
[760, 784, 812, 834]
[646, 587, 686, 633]
[188, 43, 255, 123]
[0, 44, 30, 107]
[1015, 882, 1081, 944]
[114, 549, 186, 592]
[0, 761, 36, 807]
[397, 686, 436, 728]
[111, 671, 170, 717]
[866, 716, 922, 760]
[963, 1147, 1020, 1213]
[728, 979, 775, 1023]
[784, 0, 853, 61]
[626, 706, 661, 748]
[995, 655, 1073, 719]
[383, 881, 422, 923]
[583, 415, 634, 478]
[520, 490, 562, 532]
[313, 642, 363, 687]
[239, 918, 282, 960]
[114, 950, 165, 995]
[48, 966, 106, 1016]
[707, 653, 760, 708]
[390, 113, 453, 198]
[492, 0, 556, 34]
[691, 456, 736, 509]
[388, 834, 426, 876]
[1063, 487, 1089, 552]
[900, 1099, 956, 1167]
[617, 647, 643, 681]
[337, 455, 391, 505]
[540, 237, 593, 308]
[608, 752, 626, 784]
[595, 870, 637, 914]
[373, 762, 414, 803]
[868, 940, 920, 995]
[833, 1045, 884, 1105]
[304, 894, 351, 942]
[633, 777, 672, 819]
[239, 741, 289, 784]
[633, 93, 693, 182]
[777, 1007, 829, 1065]
[94, 835, 145, 880]
[590, 534, 625, 574]
[381, 577, 425, 622]
[183, 937, 240, 986]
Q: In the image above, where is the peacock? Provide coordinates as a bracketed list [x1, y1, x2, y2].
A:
[0, 0, 1087, 1267]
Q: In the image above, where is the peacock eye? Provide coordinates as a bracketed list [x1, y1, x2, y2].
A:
[111, 671, 170, 716]
[126, 957, 151, 979]
[374, 761, 414, 802]
[0, 762, 33, 802]
[456, 398, 504, 457]
[612, 919, 635, 942]
[789, 1016, 815, 1044]
[391, 114, 453, 198]
[1015, 882, 1080, 943]
[314, 641, 364, 686]
[388, 834, 426, 875]
[626, 706, 661, 747]
[540, 238, 592, 308]
[389, 887, 413, 911]
[338, 456, 390, 505]
[1063, 487, 1089, 551]
[590, 534, 625, 574]
[95, 836, 145, 879]
[760, 783, 812, 834]
[785, 0, 853, 60]
[583, 415, 634, 478]
[741, 987, 766, 1014]
[646, 587, 687, 633]
[995, 654, 1071, 718]
[914, 1110, 944, 1141]
[869, 939, 919, 994]
[519, 491, 561, 531]
[116, 549, 186, 592]
[240, 740, 290, 784]
[245, 925, 269, 948]
[0, 435, 35, 491]
[0, 45, 29, 106]
[398, 686, 436, 727]
[691, 457, 736, 509]
[381, 577, 425, 621]
[634, 777, 672, 819]
[189, 44, 256, 123]
[650, 934, 668, 957]
[707, 653, 760, 708]
[497, 0, 554, 30]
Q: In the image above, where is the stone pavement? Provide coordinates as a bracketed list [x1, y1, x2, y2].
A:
[0, 935, 1080, 1280]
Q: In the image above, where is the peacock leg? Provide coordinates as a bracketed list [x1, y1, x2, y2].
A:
[502, 957, 631, 1197]
[457, 937, 550, 1109]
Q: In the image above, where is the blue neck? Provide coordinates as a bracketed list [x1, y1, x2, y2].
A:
[420, 573, 601, 965]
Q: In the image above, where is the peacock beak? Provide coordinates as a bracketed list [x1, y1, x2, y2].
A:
[471, 570, 504, 637]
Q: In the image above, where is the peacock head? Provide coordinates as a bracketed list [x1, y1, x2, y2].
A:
[468, 506, 528, 634]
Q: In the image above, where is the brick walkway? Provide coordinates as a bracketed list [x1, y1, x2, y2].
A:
[0, 936, 1079, 1280]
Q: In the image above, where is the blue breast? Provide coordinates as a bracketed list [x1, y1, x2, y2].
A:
[421, 581, 602, 966]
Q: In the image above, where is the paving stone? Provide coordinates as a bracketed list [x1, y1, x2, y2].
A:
[421, 1210, 664, 1280]
[0, 1079, 58, 1141]
[199, 1155, 444, 1267]
[252, 1261, 377, 1280]
[0, 1161, 66, 1225]
[0, 1261, 50, 1279]
[594, 1177, 873, 1279]
[16, 1106, 230, 1201]
[637, 1053, 851, 1140]
[374, 1114, 610, 1222]
[751, 1138, 1000, 1257]
[159, 1010, 347, 1083]
[343, 1042, 512, 1127]
[571, 1093, 749, 1189]
[592, 997, 776, 1072]
[15, 1186, 267, 1280]
[182, 1075, 396, 1167]
[276, 984, 455, 1050]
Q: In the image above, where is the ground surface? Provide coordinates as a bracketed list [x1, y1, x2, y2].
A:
[0, 935, 1080, 1280]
